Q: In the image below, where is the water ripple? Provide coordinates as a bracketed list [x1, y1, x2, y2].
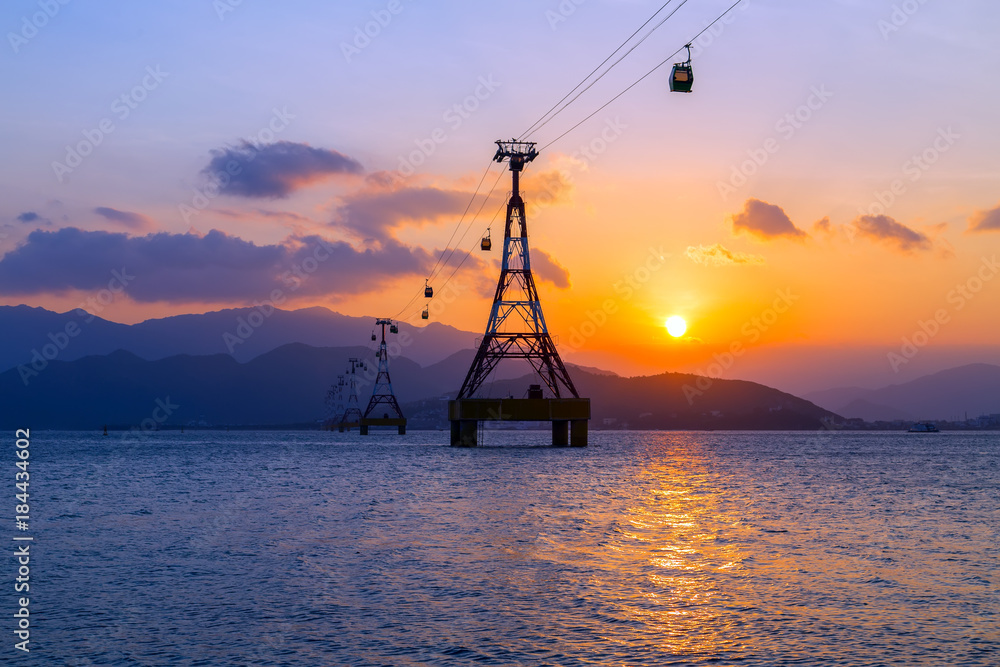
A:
[32, 430, 999, 665]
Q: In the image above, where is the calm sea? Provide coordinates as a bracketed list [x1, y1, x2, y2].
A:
[27, 430, 999, 665]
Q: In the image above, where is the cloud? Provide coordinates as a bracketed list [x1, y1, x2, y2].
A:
[15, 211, 52, 225]
[525, 169, 574, 212]
[967, 203, 1000, 233]
[850, 214, 932, 253]
[254, 209, 312, 222]
[212, 208, 314, 224]
[94, 206, 154, 231]
[201, 141, 363, 199]
[730, 199, 808, 241]
[0, 227, 433, 303]
[685, 243, 765, 267]
[333, 179, 473, 240]
[812, 216, 834, 238]
[531, 248, 571, 288]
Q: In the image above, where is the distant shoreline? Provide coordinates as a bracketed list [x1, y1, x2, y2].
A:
[32, 424, 1000, 433]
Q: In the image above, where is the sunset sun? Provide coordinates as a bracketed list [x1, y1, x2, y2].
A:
[665, 316, 687, 338]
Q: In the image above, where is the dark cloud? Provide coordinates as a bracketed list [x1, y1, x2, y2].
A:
[812, 216, 834, 238]
[731, 199, 808, 241]
[15, 211, 52, 227]
[532, 248, 571, 289]
[201, 141, 363, 199]
[0, 227, 432, 302]
[685, 243, 765, 267]
[333, 183, 471, 240]
[850, 215, 931, 253]
[968, 203, 1000, 233]
[94, 206, 153, 230]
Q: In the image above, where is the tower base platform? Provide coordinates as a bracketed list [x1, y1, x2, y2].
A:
[360, 418, 406, 435]
[448, 398, 590, 447]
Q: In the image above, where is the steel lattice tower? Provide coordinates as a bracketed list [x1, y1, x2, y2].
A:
[456, 140, 579, 400]
[337, 358, 364, 428]
[363, 319, 405, 422]
[324, 374, 346, 428]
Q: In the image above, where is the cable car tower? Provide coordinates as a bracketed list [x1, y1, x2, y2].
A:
[361, 318, 406, 435]
[449, 140, 590, 447]
[324, 374, 346, 430]
[337, 358, 364, 432]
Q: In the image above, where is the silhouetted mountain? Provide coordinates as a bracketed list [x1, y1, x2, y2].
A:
[0, 304, 477, 372]
[406, 369, 837, 430]
[0, 344, 836, 430]
[0, 305, 135, 370]
[832, 399, 915, 422]
[0, 344, 455, 429]
[805, 363, 1000, 421]
[420, 350, 608, 386]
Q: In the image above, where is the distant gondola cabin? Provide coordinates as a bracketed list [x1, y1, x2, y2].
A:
[670, 63, 693, 93]
[670, 43, 694, 93]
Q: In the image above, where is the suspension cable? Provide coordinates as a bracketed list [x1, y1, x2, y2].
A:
[541, 0, 745, 151]
[519, 0, 679, 139]
[524, 0, 693, 140]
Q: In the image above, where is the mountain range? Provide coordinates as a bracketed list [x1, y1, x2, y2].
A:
[0, 342, 836, 430]
[3, 305, 995, 430]
[0, 304, 476, 372]
[804, 363, 1000, 421]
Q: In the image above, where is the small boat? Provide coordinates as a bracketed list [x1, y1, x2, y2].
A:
[908, 421, 939, 433]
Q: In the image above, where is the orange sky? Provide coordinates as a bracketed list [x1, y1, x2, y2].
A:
[2, 1, 998, 393]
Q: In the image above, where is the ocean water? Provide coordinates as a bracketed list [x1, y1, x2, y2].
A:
[28, 430, 999, 665]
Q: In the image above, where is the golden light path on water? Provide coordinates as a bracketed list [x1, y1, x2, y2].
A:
[38, 430, 999, 664]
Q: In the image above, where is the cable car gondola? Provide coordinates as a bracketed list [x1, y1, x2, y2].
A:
[669, 43, 694, 93]
[390, 324, 398, 334]
[421, 307, 429, 320]
[424, 279, 433, 298]
[481, 229, 492, 251]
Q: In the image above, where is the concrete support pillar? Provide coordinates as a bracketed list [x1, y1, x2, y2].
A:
[398, 424, 406, 435]
[450, 420, 478, 447]
[552, 420, 568, 447]
[570, 419, 588, 447]
[359, 424, 369, 435]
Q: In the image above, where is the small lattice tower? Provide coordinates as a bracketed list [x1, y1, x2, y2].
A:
[324, 374, 346, 429]
[337, 358, 364, 430]
[361, 319, 406, 435]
